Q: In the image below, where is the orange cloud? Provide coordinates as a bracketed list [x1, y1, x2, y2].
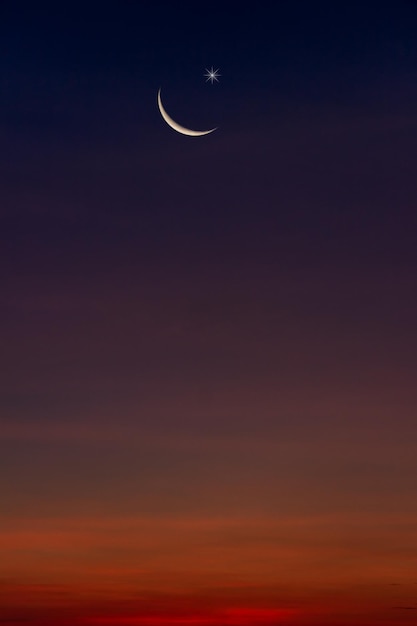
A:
[2, 513, 416, 626]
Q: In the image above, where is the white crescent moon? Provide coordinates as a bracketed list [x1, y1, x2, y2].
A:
[157, 89, 217, 137]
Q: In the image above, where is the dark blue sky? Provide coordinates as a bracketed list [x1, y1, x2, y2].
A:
[1, 1, 417, 268]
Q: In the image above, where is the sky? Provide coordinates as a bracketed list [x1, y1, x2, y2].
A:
[1, 1, 417, 625]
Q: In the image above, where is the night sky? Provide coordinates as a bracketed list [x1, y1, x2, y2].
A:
[1, 2, 417, 625]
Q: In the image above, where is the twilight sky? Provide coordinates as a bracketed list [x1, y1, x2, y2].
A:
[1, 2, 417, 625]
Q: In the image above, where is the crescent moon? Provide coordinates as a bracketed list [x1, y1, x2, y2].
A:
[157, 89, 217, 137]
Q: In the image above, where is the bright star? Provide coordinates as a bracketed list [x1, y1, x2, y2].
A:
[204, 66, 221, 84]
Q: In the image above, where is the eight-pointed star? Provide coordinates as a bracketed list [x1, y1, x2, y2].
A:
[204, 66, 221, 83]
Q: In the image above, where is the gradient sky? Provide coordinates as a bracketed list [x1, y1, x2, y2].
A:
[1, 2, 417, 625]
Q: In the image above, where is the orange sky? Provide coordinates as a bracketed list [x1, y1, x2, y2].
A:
[1, 511, 416, 625]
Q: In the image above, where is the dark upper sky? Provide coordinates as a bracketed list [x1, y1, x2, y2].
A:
[1, 0, 417, 268]
[1, 2, 417, 625]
